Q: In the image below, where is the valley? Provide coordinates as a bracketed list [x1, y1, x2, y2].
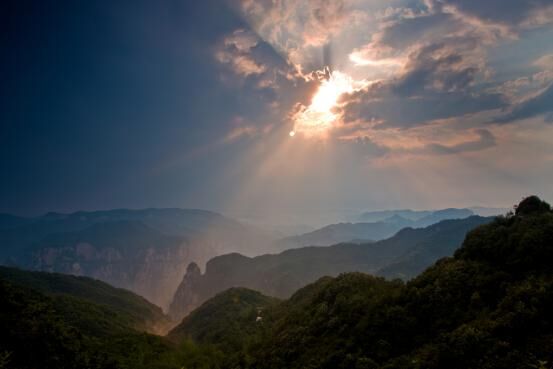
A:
[1, 196, 551, 369]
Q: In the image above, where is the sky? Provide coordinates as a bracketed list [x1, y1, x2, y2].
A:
[1, 0, 553, 222]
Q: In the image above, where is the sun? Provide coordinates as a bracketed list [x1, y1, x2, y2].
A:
[311, 72, 353, 113]
[292, 70, 363, 137]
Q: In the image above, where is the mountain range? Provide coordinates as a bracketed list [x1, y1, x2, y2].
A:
[1, 196, 550, 369]
[354, 206, 507, 223]
[0, 206, 500, 310]
[0, 208, 272, 309]
[168, 215, 492, 321]
[166, 196, 553, 369]
[275, 207, 476, 251]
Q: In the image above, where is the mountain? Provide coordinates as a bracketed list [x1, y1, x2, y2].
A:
[167, 287, 278, 368]
[0, 265, 181, 369]
[357, 207, 506, 223]
[0, 208, 271, 259]
[275, 208, 476, 251]
[0, 208, 272, 309]
[414, 208, 474, 226]
[0, 264, 237, 369]
[168, 288, 278, 349]
[273, 222, 395, 250]
[356, 209, 433, 222]
[0, 266, 169, 334]
[246, 196, 553, 369]
[2, 196, 550, 369]
[168, 216, 491, 321]
[469, 206, 510, 216]
[169, 196, 553, 369]
[25, 221, 192, 309]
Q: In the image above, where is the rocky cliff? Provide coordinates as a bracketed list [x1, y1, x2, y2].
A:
[0, 208, 273, 311]
[168, 262, 203, 320]
[28, 221, 198, 309]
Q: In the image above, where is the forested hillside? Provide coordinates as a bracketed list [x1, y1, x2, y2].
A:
[2, 197, 552, 369]
[0, 267, 223, 369]
[170, 196, 553, 369]
[0, 266, 169, 334]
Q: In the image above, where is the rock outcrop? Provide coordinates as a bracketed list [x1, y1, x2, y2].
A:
[168, 262, 203, 322]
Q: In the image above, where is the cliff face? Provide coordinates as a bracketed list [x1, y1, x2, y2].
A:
[0, 208, 274, 311]
[28, 222, 196, 310]
[27, 225, 258, 311]
[168, 262, 203, 321]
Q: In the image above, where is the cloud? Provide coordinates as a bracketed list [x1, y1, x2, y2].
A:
[428, 0, 553, 28]
[377, 13, 462, 51]
[333, 0, 517, 130]
[490, 54, 553, 123]
[534, 54, 553, 71]
[223, 29, 259, 52]
[243, 0, 349, 47]
[223, 116, 265, 143]
[342, 91, 505, 129]
[225, 0, 552, 160]
[216, 51, 267, 76]
[494, 83, 553, 123]
[237, 0, 361, 70]
[339, 40, 506, 129]
[334, 120, 497, 160]
[351, 135, 390, 156]
[215, 29, 267, 76]
[421, 128, 496, 155]
[393, 41, 482, 96]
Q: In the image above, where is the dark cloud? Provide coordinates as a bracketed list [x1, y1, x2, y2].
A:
[341, 89, 504, 129]
[350, 0, 552, 129]
[339, 0, 520, 130]
[340, 41, 505, 128]
[423, 129, 496, 155]
[347, 136, 390, 158]
[393, 42, 480, 96]
[493, 83, 553, 123]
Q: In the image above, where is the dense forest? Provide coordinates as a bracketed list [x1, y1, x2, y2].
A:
[1, 196, 552, 369]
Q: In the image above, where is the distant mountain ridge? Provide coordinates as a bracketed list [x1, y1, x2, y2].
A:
[169, 215, 492, 321]
[275, 207, 476, 251]
[0, 206, 503, 311]
[0, 208, 273, 309]
[356, 209, 433, 222]
[356, 206, 506, 222]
